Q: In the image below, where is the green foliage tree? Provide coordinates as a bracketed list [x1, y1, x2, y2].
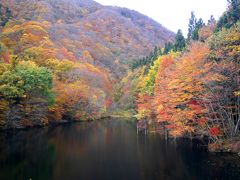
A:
[217, 0, 240, 30]
[0, 60, 54, 127]
[187, 12, 205, 41]
[131, 46, 162, 70]
[163, 42, 174, 54]
[152, 46, 159, 63]
[187, 11, 197, 41]
[0, 61, 53, 100]
[174, 29, 186, 51]
[208, 15, 216, 26]
[192, 18, 205, 40]
[228, 0, 240, 23]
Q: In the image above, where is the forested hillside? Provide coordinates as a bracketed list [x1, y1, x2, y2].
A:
[127, 0, 240, 152]
[0, 0, 174, 76]
[0, 0, 174, 129]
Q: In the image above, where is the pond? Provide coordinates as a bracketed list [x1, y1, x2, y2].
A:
[0, 119, 239, 180]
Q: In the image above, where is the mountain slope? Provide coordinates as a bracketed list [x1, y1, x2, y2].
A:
[0, 0, 175, 76]
[0, 0, 174, 128]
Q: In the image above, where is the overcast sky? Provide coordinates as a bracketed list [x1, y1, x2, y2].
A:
[95, 0, 228, 37]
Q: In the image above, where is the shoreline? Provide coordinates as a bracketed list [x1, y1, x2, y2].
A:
[0, 117, 239, 155]
[0, 115, 113, 132]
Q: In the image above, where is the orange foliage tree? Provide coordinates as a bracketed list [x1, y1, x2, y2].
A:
[154, 43, 211, 137]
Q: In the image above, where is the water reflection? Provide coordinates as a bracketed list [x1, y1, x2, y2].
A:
[0, 119, 239, 180]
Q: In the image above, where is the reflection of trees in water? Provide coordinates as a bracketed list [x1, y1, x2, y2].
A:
[0, 119, 239, 180]
[136, 136, 240, 179]
[0, 129, 55, 180]
[207, 153, 240, 179]
[136, 135, 192, 179]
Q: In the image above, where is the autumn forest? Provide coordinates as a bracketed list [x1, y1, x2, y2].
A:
[0, 0, 239, 162]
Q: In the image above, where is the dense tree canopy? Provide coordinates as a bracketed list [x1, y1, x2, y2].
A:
[0, 60, 53, 99]
[133, 7, 240, 151]
[217, 0, 240, 30]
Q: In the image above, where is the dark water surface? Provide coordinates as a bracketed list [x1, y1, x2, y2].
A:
[0, 119, 239, 180]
